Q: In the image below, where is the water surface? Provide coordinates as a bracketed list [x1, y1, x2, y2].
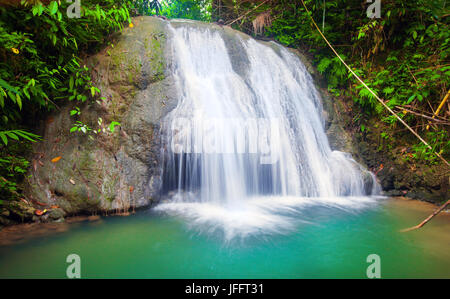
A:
[0, 197, 448, 278]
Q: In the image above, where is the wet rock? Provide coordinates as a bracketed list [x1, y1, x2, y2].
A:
[362, 171, 375, 195]
[7, 201, 36, 222]
[48, 208, 66, 221]
[376, 164, 396, 190]
[340, 111, 449, 204]
[384, 190, 406, 197]
[0, 215, 16, 226]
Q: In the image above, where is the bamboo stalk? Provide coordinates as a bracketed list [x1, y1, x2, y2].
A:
[426, 89, 450, 130]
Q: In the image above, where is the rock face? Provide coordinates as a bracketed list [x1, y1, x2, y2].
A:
[25, 17, 178, 215]
[356, 137, 449, 204]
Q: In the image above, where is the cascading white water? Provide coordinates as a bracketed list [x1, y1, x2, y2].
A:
[156, 21, 380, 240]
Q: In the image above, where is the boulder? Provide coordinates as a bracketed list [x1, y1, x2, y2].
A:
[25, 17, 178, 215]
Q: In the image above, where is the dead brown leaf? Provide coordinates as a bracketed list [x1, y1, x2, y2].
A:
[51, 156, 62, 163]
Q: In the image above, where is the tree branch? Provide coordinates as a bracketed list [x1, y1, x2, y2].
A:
[401, 200, 450, 232]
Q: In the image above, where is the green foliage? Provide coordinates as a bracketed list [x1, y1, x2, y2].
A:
[0, 0, 132, 203]
[70, 120, 93, 135]
[0, 130, 40, 146]
[128, 0, 211, 21]
[160, 0, 211, 21]
[263, 0, 450, 163]
[411, 130, 450, 164]
[0, 1, 130, 130]
[109, 121, 121, 133]
[69, 116, 121, 141]
[0, 143, 31, 203]
[70, 107, 81, 116]
[131, 0, 162, 15]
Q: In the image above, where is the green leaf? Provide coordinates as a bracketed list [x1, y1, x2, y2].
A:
[6, 132, 19, 140]
[69, 77, 74, 91]
[32, 5, 39, 15]
[383, 87, 394, 95]
[109, 121, 121, 133]
[14, 130, 39, 142]
[0, 79, 18, 94]
[317, 58, 332, 73]
[16, 94, 22, 110]
[23, 88, 30, 99]
[386, 56, 398, 62]
[0, 133, 7, 145]
[38, 4, 44, 16]
[407, 94, 416, 104]
[48, 1, 58, 15]
[8, 91, 16, 103]
[70, 127, 78, 133]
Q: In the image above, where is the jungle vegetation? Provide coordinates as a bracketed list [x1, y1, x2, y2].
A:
[0, 0, 448, 206]
[210, 0, 450, 164]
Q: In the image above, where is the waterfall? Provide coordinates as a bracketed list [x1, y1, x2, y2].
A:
[156, 21, 380, 239]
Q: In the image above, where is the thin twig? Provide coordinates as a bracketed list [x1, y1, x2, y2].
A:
[406, 64, 419, 86]
[396, 106, 450, 124]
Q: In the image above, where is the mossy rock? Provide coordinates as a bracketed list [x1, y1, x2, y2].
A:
[24, 17, 179, 217]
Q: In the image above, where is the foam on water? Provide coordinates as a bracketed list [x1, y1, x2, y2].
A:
[155, 196, 381, 241]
